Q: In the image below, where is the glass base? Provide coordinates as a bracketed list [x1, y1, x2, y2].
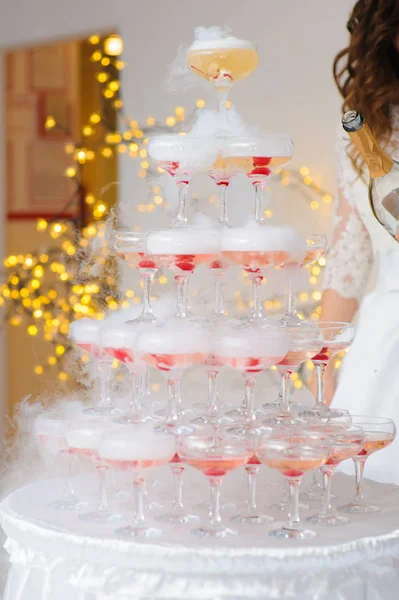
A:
[113, 412, 153, 425]
[155, 421, 195, 436]
[126, 312, 157, 324]
[338, 501, 381, 514]
[157, 511, 199, 524]
[49, 496, 89, 511]
[83, 406, 123, 418]
[307, 513, 350, 526]
[114, 524, 162, 538]
[279, 314, 317, 329]
[270, 500, 310, 512]
[191, 525, 238, 538]
[269, 526, 317, 540]
[300, 404, 348, 421]
[78, 510, 124, 524]
[230, 512, 274, 525]
[195, 501, 237, 512]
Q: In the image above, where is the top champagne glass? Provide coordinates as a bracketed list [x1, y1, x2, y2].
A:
[187, 36, 259, 128]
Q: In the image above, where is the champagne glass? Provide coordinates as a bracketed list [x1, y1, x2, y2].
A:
[279, 234, 328, 327]
[101, 324, 150, 424]
[187, 36, 258, 128]
[306, 423, 364, 526]
[213, 325, 289, 424]
[208, 255, 230, 321]
[137, 319, 209, 429]
[221, 225, 306, 323]
[147, 134, 217, 226]
[146, 228, 220, 319]
[300, 322, 354, 420]
[114, 231, 159, 323]
[66, 420, 123, 524]
[99, 425, 176, 537]
[257, 429, 331, 539]
[179, 428, 252, 537]
[34, 413, 89, 511]
[338, 416, 396, 514]
[224, 136, 294, 222]
[69, 318, 118, 417]
[263, 326, 322, 421]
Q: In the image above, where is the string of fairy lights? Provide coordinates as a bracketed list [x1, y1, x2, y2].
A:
[1, 33, 344, 387]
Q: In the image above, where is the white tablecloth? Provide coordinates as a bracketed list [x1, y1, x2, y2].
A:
[1, 470, 399, 600]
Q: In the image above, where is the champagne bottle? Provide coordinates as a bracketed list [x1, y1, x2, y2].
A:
[341, 110, 399, 242]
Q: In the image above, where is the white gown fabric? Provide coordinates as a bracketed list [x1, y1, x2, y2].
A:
[323, 108, 399, 484]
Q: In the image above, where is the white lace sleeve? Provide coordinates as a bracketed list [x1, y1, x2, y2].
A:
[323, 130, 374, 300]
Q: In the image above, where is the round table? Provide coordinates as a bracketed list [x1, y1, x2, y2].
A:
[1, 470, 399, 600]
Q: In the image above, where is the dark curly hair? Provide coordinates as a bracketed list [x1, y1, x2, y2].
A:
[334, 0, 399, 173]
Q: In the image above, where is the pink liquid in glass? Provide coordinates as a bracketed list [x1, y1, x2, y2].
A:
[76, 342, 101, 358]
[258, 455, 327, 477]
[157, 253, 218, 274]
[103, 347, 134, 364]
[358, 432, 395, 457]
[222, 250, 290, 273]
[116, 250, 159, 273]
[217, 355, 283, 373]
[312, 344, 350, 364]
[279, 348, 320, 367]
[170, 453, 182, 464]
[69, 447, 99, 459]
[184, 456, 249, 477]
[248, 454, 261, 466]
[106, 457, 170, 471]
[141, 352, 207, 372]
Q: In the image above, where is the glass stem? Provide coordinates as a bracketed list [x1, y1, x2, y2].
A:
[171, 464, 185, 513]
[216, 88, 229, 129]
[62, 455, 77, 500]
[217, 182, 229, 226]
[286, 280, 297, 317]
[253, 181, 265, 223]
[175, 273, 191, 318]
[99, 361, 112, 408]
[213, 271, 225, 317]
[176, 180, 189, 225]
[315, 362, 327, 406]
[128, 369, 142, 418]
[209, 476, 223, 526]
[280, 371, 292, 412]
[320, 467, 335, 517]
[251, 276, 263, 319]
[140, 271, 155, 318]
[207, 370, 219, 419]
[166, 377, 181, 424]
[133, 476, 146, 525]
[353, 457, 367, 503]
[244, 377, 257, 422]
[286, 477, 302, 530]
[246, 465, 259, 512]
[143, 365, 151, 397]
[96, 466, 109, 513]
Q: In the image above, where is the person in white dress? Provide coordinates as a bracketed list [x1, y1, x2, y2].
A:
[317, 0, 399, 484]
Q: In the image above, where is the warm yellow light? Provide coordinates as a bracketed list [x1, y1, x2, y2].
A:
[309, 275, 317, 285]
[303, 175, 313, 185]
[175, 106, 184, 117]
[323, 194, 333, 204]
[45, 116, 56, 130]
[312, 266, 321, 276]
[281, 176, 290, 186]
[82, 124, 94, 136]
[312, 291, 322, 301]
[310, 200, 319, 210]
[37, 218, 48, 232]
[294, 380, 303, 389]
[129, 143, 139, 153]
[140, 160, 149, 169]
[56, 345, 66, 356]
[104, 34, 123, 56]
[91, 50, 102, 62]
[101, 57, 111, 66]
[33, 309, 43, 319]
[299, 292, 308, 302]
[96, 72, 109, 83]
[89, 112, 101, 124]
[89, 34, 100, 44]
[28, 325, 38, 336]
[101, 147, 113, 158]
[115, 60, 125, 70]
[10, 276, 19, 285]
[196, 99, 205, 108]
[108, 80, 119, 91]
[103, 89, 114, 99]
[10, 316, 21, 326]
[34, 365, 44, 375]
[117, 144, 127, 153]
[58, 372, 68, 381]
[30, 279, 40, 290]
[39, 254, 49, 263]
[299, 166, 310, 176]
[166, 116, 176, 127]
[65, 167, 77, 178]
[113, 99, 123, 109]
[48, 356, 57, 365]
[146, 117, 156, 126]
[154, 195, 163, 205]
[60, 273, 69, 281]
